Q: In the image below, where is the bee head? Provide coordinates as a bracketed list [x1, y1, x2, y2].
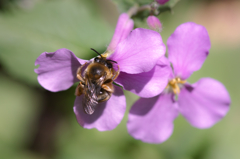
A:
[91, 48, 117, 69]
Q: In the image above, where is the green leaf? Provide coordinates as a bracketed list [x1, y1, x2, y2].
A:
[0, 0, 114, 85]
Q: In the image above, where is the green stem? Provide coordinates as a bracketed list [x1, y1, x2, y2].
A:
[127, 4, 151, 18]
[127, 2, 173, 19]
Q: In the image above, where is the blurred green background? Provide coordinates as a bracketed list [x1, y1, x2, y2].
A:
[0, 0, 239, 158]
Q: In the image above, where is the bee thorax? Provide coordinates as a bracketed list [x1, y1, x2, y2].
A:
[87, 64, 107, 80]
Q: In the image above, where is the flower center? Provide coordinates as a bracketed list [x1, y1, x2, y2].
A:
[166, 77, 186, 94]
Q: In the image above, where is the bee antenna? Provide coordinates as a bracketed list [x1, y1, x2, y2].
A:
[107, 59, 118, 64]
[90, 48, 102, 58]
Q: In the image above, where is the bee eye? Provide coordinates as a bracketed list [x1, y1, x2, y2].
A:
[106, 62, 112, 68]
[94, 57, 101, 63]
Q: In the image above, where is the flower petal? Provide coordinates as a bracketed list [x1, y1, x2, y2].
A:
[167, 22, 211, 79]
[107, 13, 134, 53]
[178, 78, 230, 128]
[115, 57, 169, 98]
[73, 85, 126, 131]
[127, 93, 179, 144]
[109, 28, 166, 74]
[35, 48, 87, 92]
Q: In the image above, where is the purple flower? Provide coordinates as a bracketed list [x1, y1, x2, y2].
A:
[127, 22, 231, 143]
[35, 13, 168, 131]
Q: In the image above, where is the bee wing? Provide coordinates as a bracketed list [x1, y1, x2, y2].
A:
[83, 75, 106, 115]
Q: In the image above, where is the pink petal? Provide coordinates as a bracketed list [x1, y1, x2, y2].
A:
[127, 93, 179, 144]
[35, 48, 87, 92]
[73, 85, 126, 131]
[107, 13, 134, 53]
[115, 57, 169, 98]
[109, 28, 166, 74]
[167, 22, 211, 79]
[178, 78, 230, 129]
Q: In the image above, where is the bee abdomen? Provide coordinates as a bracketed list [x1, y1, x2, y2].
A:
[83, 97, 98, 115]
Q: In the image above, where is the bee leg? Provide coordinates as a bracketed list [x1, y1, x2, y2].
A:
[97, 81, 114, 102]
[102, 82, 114, 93]
[75, 82, 84, 96]
[112, 65, 120, 81]
[76, 62, 88, 82]
[98, 90, 111, 102]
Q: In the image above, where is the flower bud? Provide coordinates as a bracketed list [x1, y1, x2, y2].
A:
[147, 16, 162, 33]
[156, 0, 169, 5]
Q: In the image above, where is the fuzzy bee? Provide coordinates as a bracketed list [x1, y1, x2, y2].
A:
[75, 49, 120, 115]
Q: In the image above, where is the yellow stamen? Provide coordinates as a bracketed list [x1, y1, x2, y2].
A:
[166, 77, 186, 94]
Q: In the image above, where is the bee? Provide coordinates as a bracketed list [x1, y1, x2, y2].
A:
[75, 48, 120, 115]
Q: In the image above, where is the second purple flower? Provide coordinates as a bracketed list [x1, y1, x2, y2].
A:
[127, 22, 231, 143]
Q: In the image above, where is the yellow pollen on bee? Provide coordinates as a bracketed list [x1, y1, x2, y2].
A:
[102, 52, 109, 58]
[166, 77, 186, 94]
